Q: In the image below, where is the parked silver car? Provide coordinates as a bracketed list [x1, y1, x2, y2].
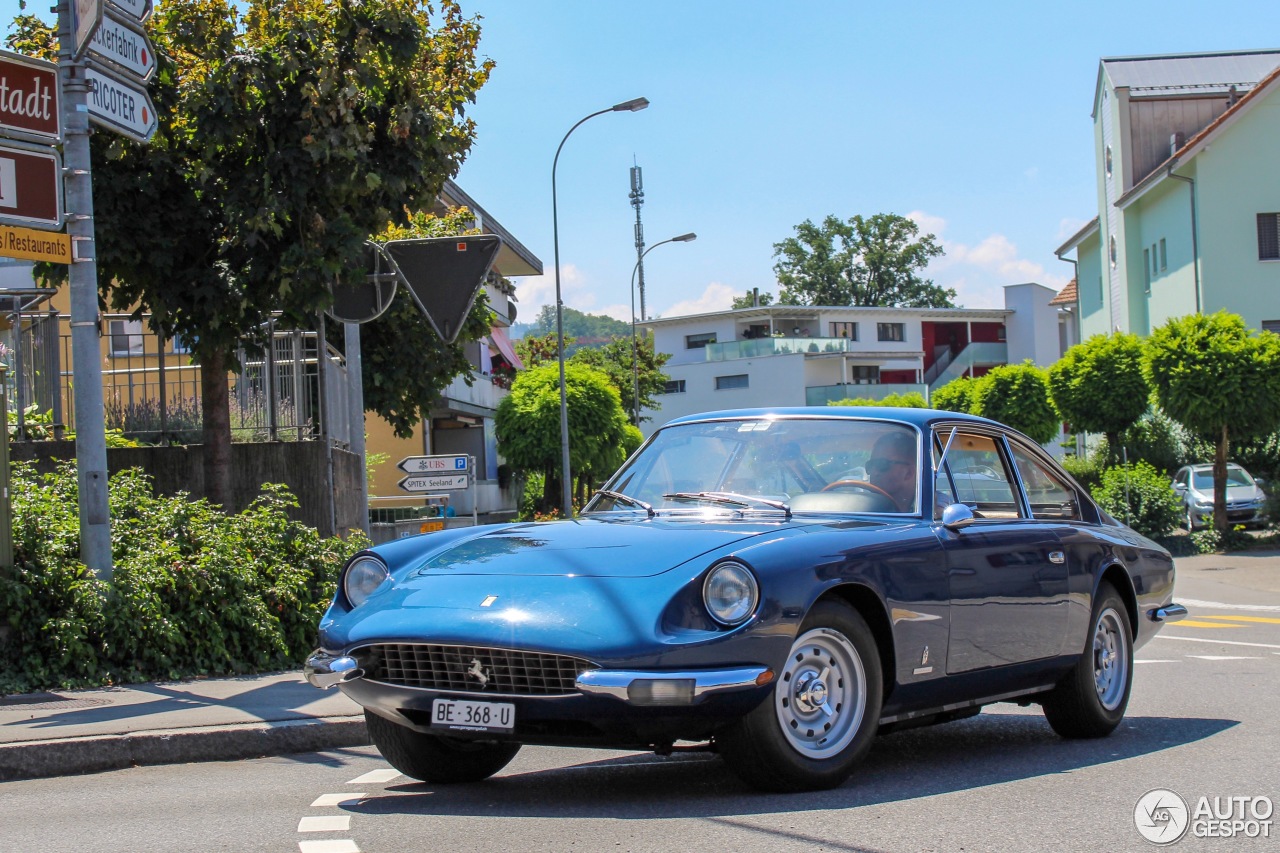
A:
[1172, 463, 1268, 530]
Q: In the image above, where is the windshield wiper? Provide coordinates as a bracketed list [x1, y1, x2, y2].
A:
[593, 489, 654, 517]
[662, 491, 791, 518]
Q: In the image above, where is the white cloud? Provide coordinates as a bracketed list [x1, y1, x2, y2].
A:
[907, 210, 1069, 308]
[659, 282, 736, 318]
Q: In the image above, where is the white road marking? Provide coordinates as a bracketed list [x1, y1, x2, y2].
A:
[298, 816, 351, 833]
[1151, 635, 1280, 650]
[1186, 655, 1262, 660]
[1135, 659, 1181, 664]
[347, 769, 400, 784]
[1179, 598, 1280, 613]
[299, 842, 360, 853]
[311, 793, 365, 808]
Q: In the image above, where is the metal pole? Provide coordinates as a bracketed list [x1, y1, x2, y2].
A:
[629, 234, 696, 425]
[59, 1, 112, 579]
[13, 310, 26, 440]
[344, 321, 369, 535]
[629, 165, 646, 323]
[0, 361, 12, 572]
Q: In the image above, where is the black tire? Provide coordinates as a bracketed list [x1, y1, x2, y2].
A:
[718, 600, 883, 792]
[364, 710, 521, 784]
[1041, 581, 1132, 738]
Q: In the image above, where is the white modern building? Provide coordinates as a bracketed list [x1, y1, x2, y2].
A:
[639, 282, 1069, 436]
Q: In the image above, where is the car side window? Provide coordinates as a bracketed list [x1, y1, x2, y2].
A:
[939, 431, 1021, 518]
[1009, 444, 1080, 521]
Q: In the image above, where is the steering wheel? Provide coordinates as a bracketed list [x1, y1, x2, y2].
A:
[821, 479, 896, 502]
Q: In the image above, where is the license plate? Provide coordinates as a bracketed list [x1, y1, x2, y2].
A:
[430, 698, 515, 733]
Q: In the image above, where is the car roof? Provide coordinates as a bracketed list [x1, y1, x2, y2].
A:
[1189, 463, 1244, 472]
[662, 406, 1009, 431]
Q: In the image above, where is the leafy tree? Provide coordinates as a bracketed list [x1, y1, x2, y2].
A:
[1142, 312, 1280, 531]
[731, 290, 774, 308]
[570, 335, 671, 425]
[772, 214, 952, 307]
[931, 376, 979, 414]
[832, 392, 929, 408]
[1047, 333, 1150, 456]
[1093, 462, 1183, 539]
[970, 362, 1059, 445]
[360, 208, 493, 438]
[9, 0, 491, 507]
[524, 305, 630, 351]
[495, 363, 631, 514]
[515, 332, 574, 370]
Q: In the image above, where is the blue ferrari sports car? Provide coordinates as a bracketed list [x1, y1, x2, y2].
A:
[307, 408, 1187, 792]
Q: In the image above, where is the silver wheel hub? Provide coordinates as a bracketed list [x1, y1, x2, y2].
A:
[1092, 607, 1129, 711]
[774, 627, 867, 759]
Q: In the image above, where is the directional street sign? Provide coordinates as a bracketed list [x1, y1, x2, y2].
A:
[85, 62, 157, 143]
[88, 9, 156, 82]
[0, 141, 63, 230]
[0, 51, 61, 144]
[107, 0, 153, 24]
[71, 0, 105, 61]
[397, 454, 470, 474]
[0, 224, 70, 263]
[398, 473, 470, 493]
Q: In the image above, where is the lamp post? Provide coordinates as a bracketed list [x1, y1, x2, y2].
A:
[629, 233, 697, 424]
[552, 97, 649, 518]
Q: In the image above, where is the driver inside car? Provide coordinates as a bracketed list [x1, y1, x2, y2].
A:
[865, 431, 918, 512]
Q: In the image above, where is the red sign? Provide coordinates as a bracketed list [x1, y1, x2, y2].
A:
[0, 50, 61, 143]
[0, 142, 63, 230]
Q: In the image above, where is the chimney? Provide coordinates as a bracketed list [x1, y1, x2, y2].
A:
[752, 287, 759, 307]
[1170, 132, 1185, 156]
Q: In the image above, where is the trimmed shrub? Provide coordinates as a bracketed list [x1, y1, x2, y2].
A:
[1060, 454, 1103, 497]
[1093, 461, 1183, 539]
[833, 392, 928, 408]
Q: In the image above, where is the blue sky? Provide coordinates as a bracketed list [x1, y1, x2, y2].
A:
[5, 1, 1277, 323]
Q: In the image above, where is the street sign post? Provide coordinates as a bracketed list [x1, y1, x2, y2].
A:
[84, 62, 157, 143]
[88, 9, 156, 82]
[0, 141, 63, 230]
[398, 473, 469, 493]
[0, 51, 61, 144]
[397, 454, 470, 474]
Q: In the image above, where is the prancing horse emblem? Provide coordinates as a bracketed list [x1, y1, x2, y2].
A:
[466, 658, 489, 687]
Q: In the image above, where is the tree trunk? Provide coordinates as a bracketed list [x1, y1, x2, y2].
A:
[200, 346, 234, 509]
[1213, 423, 1229, 532]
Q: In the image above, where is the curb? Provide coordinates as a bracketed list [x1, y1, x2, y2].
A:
[0, 716, 370, 782]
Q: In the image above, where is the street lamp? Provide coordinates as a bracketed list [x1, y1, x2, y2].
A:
[552, 96, 649, 518]
[630, 233, 697, 424]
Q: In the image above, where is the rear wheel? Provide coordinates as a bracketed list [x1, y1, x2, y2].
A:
[718, 600, 882, 792]
[364, 710, 521, 783]
[1041, 582, 1132, 738]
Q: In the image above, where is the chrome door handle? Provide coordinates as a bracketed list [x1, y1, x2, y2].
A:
[1049, 550, 1065, 564]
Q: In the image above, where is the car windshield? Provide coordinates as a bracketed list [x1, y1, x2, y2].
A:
[1192, 467, 1254, 490]
[588, 417, 921, 515]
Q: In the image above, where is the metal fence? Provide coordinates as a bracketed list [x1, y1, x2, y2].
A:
[3, 311, 351, 447]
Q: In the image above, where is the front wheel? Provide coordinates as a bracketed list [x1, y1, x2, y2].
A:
[364, 710, 521, 783]
[718, 600, 883, 792]
[1040, 581, 1132, 738]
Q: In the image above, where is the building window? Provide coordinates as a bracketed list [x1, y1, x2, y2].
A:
[1159, 238, 1167, 271]
[1259, 213, 1280, 260]
[1105, 146, 1113, 178]
[997, 325, 1006, 342]
[830, 321, 857, 340]
[877, 323, 905, 342]
[171, 334, 192, 355]
[715, 374, 748, 390]
[1263, 320, 1280, 335]
[1109, 235, 1117, 268]
[109, 319, 144, 357]
[685, 332, 717, 349]
[1144, 248, 1151, 293]
[849, 365, 880, 384]
[662, 379, 686, 394]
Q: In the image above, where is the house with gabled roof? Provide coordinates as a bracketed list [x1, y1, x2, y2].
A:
[1055, 50, 1280, 337]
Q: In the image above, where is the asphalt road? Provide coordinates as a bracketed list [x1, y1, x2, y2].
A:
[4, 558, 1279, 853]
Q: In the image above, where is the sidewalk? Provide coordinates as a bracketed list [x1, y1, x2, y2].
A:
[2, 549, 1276, 782]
[0, 671, 369, 782]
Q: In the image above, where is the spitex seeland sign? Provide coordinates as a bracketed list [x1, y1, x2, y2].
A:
[0, 224, 70, 263]
[0, 51, 61, 144]
[398, 473, 469, 493]
[85, 62, 157, 143]
[0, 141, 63, 230]
[88, 9, 156, 82]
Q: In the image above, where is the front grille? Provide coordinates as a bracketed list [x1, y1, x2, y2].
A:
[358, 643, 597, 696]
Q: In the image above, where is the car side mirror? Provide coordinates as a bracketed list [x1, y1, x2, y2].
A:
[1256, 477, 1267, 487]
[941, 503, 975, 531]
[1172, 483, 1186, 492]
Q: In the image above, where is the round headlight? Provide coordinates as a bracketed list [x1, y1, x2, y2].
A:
[703, 561, 759, 626]
[343, 555, 390, 608]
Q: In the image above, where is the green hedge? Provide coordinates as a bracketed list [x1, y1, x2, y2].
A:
[1093, 461, 1183, 540]
[0, 463, 365, 694]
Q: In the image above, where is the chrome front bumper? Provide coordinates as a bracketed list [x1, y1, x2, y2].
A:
[575, 666, 772, 705]
[1149, 603, 1188, 623]
[305, 649, 364, 689]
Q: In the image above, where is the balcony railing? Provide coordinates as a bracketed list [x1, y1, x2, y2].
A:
[806, 383, 930, 406]
[927, 342, 1008, 391]
[705, 336, 850, 362]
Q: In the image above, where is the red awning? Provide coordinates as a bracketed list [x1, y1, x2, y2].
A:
[490, 326, 523, 369]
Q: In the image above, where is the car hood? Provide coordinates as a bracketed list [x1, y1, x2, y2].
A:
[1190, 484, 1264, 502]
[386, 516, 795, 579]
